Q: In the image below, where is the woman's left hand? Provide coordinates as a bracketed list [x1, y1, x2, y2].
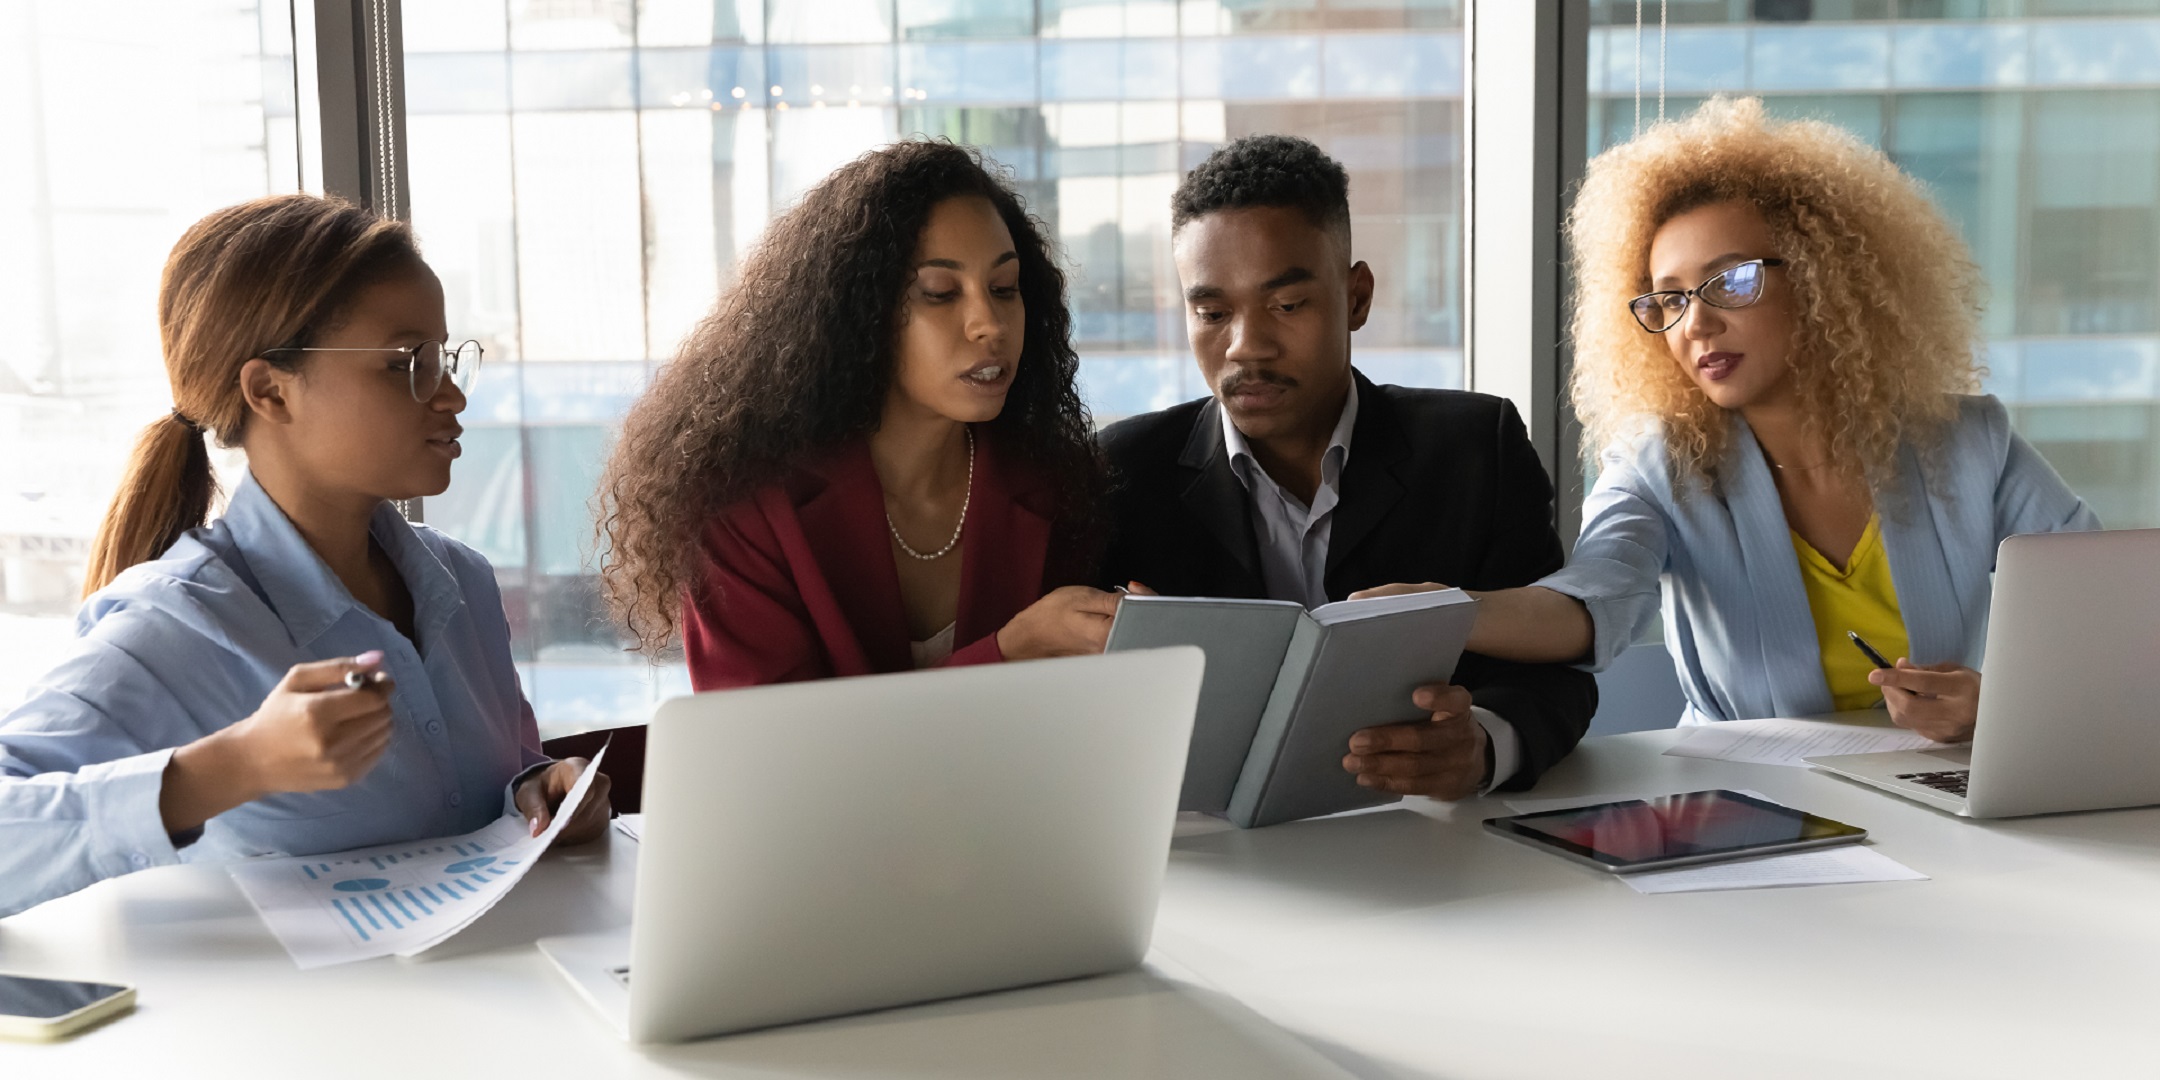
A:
[1872, 660, 1980, 743]
[513, 758, 614, 845]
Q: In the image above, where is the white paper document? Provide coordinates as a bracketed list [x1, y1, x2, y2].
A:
[230, 747, 606, 969]
[1620, 844, 1928, 894]
[613, 813, 642, 842]
[1663, 716, 1943, 768]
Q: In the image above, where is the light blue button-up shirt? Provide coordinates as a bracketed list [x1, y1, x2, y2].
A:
[0, 473, 547, 918]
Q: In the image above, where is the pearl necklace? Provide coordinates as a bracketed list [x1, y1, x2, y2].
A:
[887, 427, 973, 561]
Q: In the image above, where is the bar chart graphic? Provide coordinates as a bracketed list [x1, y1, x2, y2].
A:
[308, 840, 525, 945]
[228, 748, 608, 969]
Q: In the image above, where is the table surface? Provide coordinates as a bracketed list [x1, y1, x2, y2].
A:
[6, 724, 2159, 1079]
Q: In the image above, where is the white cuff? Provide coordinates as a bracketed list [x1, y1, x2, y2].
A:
[1470, 707, 1522, 795]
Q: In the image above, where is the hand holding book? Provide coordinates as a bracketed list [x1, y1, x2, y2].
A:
[1342, 682, 1490, 801]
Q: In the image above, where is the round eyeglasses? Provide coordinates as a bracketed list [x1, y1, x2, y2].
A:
[1627, 258, 1785, 334]
[262, 339, 484, 402]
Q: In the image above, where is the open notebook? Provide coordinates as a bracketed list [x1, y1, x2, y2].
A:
[1106, 590, 1478, 828]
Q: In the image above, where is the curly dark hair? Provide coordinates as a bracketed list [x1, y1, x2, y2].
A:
[1170, 134, 1352, 251]
[598, 139, 1103, 654]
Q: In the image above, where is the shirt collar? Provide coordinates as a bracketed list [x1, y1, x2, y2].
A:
[1221, 377, 1360, 493]
[219, 472, 465, 650]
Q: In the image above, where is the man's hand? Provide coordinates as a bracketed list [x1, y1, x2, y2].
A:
[513, 758, 614, 844]
[1872, 660, 1980, 743]
[1341, 683, 1490, 801]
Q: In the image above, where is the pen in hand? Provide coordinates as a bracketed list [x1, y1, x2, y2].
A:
[1847, 631, 1925, 698]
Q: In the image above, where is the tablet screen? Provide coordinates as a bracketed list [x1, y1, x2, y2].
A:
[1490, 790, 1864, 869]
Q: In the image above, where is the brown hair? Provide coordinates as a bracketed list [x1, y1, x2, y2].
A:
[598, 140, 1102, 655]
[1568, 96, 1983, 491]
[82, 194, 424, 596]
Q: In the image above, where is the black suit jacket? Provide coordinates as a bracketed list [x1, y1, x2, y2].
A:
[1096, 369, 1596, 792]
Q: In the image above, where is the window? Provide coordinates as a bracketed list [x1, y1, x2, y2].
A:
[0, 0, 298, 705]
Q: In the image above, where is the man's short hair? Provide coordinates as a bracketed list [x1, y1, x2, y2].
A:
[1170, 134, 1352, 255]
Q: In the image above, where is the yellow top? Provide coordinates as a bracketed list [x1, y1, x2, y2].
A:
[1790, 515, 1908, 712]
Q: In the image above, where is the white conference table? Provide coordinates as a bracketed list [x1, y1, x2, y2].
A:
[6, 723, 2160, 1078]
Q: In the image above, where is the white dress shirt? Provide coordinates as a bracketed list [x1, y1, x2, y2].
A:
[1220, 381, 1523, 792]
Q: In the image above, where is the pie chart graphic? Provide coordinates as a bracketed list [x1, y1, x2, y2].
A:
[332, 878, 391, 893]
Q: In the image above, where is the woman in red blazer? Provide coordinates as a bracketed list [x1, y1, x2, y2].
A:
[597, 142, 1119, 688]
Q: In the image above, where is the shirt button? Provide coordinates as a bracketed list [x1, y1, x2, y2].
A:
[448, 791, 464, 808]
[129, 852, 149, 868]
[426, 719, 444, 735]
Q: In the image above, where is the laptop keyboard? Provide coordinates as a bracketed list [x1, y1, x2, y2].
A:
[1894, 770, 1970, 798]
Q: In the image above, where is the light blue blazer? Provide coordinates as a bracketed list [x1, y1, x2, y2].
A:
[1540, 395, 2099, 725]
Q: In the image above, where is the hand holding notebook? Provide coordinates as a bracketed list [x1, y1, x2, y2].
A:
[1105, 588, 1479, 827]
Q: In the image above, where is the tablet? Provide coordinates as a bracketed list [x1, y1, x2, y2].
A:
[1482, 789, 1867, 873]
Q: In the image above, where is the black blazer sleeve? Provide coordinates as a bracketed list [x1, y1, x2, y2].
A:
[1451, 399, 1595, 792]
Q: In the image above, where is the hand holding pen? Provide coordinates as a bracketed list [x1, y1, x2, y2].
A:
[1849, 631, 1981, 743]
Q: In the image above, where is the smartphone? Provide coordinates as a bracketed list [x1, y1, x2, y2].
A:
[0, 973, 136, 1042]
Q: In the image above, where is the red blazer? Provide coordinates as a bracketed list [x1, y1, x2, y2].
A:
[683, 432, 1078, 690]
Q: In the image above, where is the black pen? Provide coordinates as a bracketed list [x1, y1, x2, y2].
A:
[1846, 631, 1915, 697]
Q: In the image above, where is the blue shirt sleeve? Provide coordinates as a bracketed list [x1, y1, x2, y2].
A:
[1537, 447, 1673, 671]
[0, 600, 227, 918]
[1990, 410, 2101, 540]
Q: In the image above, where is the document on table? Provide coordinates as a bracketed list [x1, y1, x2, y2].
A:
[1663, 716, 1943, 768]
[1621, 845, 1927, 895]
[230, 747, 606, 969]
[1499, 789, 1928, 894]
[613, 813, 642, 842]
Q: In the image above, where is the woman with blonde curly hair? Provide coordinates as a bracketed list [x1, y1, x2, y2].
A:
[1368, 97, 2095, 738]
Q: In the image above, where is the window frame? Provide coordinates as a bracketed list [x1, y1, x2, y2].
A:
[1464, 0, 1593, 547]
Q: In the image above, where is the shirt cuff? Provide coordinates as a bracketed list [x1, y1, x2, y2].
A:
[88, 747, 187, 873]
[503, 760, 554, 819]
[1470, 707, 1522, 795]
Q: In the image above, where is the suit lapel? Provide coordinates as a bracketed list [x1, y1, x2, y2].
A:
[1878, 443, 1964, 667]
[1324, 373, 1408, 592]
[958, 432, 1049, 648]
[1178, 398, 1262, 584]
[1725, 421, 1836, 716]
[793, 444, 912, 674]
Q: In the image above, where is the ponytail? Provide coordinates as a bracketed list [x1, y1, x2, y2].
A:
[79, 193, 420, 597]
[82, 412, 217, 597]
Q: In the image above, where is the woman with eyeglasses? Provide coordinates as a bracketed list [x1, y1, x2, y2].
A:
[1363, 97, 2096, 737]
[598, 140, 1116, 687]
[0, 194, 609, 918]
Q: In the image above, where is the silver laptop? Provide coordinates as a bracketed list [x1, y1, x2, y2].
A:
[1806, 528, 2160, 818]
[541, 647, 1204, 1043]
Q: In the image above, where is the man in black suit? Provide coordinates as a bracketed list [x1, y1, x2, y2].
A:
[1098, 135, 1594, 798]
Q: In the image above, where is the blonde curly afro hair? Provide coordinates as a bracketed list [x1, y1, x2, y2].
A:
[1567, 96, 1984, 491]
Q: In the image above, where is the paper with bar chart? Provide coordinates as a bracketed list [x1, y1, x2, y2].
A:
[229, 747, 606, 969]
